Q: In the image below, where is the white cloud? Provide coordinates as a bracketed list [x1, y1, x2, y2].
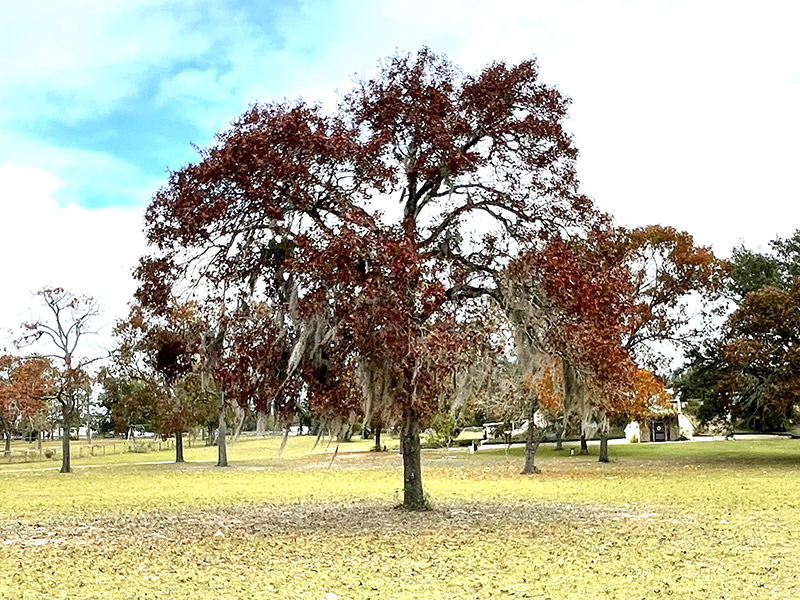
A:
[218, 0, 799, 254]
[316, 0, 800, 254]
[0, 164, 146, 356]
[0, 129, 162, 206]
[0, 0, 212, 124]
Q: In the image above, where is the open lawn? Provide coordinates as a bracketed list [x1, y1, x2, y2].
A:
[0, 436, 798, 599]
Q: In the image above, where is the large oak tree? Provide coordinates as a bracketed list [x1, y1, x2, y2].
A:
[139, 48, 600, 509]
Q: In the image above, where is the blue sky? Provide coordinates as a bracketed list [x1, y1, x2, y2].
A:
[1, 1, 329, 208]
[1, 0, 799, 350]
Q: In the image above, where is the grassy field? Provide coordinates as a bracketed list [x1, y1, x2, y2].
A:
[0, 436, 797, 599]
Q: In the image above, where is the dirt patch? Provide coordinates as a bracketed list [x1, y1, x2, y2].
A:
[0, 500, 656, 549]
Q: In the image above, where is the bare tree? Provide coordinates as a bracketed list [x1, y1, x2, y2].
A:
[19, 288, 101, 473]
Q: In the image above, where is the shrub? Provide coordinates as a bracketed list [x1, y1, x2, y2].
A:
[422, 413, 460, 448]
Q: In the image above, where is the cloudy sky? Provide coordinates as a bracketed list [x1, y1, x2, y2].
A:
[1, 0, 799, 352]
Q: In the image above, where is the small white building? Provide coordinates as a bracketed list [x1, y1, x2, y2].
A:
[625, 397, 694, 443]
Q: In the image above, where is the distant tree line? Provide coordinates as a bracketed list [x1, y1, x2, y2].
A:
[673, 231, 800, 433]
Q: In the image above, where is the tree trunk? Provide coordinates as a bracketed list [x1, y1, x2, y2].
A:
[86, 416, 92, 444]
[579, 430, 589, 455]
[230, 404, 245, 444]
[60, 404, 72, 473]
[337, 422, 352, 443]
[555, 422, 565, 451]
[521, 397, 541, 474]
[374, 427, 382, 452]
[599, 414, 610, 463]
[175, 431, 185, 463]
[216, 393, 228, 467]
[4, 426, 11, 458]
[279, 425, 289, 456]
[36, 430, 42, 452]
[401, 406, 427, 510]
[256, 410, 267, 437]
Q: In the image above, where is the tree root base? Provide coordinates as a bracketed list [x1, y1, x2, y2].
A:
[521, 466, 542, 475]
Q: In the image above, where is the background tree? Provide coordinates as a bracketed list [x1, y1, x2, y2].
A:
[727, 246, 785, 301]
[621, 225, 729, 368]
[725, 230, 800, 300]
[675, 229, 800, 431]
[671, 341, 728, 427]
[99, 370, 158, 437]
[0, 355, 54, 456]
[716, 282, 800, 431]
[112, 301, 209, 463]
[519, 225, 726, 460]
[505, 227, 637, 465]
[770, 231, 800, 284]
[19, 288, 101, 473]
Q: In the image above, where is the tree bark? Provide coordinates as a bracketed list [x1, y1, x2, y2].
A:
[256, 410, 267, 437]
[521, 397, 541, 474]
[279, 425, 289, 456]
[175, 431, 185, 463]
[36, 430, 42, 452]
[401, 406, 427, 510]
[216, 393, 228, 467]
[337, 422, 352, 443]
[579, 430, 589, 455]
[599, 414, 610, 463]
[60, 403, 72, 473]
[374, 427, 382, 452]
[555, 422, 565, 451]
[3, 425, 11, 458]
[230, 404, 245, 444]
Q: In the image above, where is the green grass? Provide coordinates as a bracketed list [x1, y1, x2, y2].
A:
[0, 434, 380, 471]
[0, 437, 799, 599]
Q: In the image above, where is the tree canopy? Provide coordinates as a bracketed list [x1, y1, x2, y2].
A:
[136, 48, 629, 507]
[675, 229, 800, 432]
